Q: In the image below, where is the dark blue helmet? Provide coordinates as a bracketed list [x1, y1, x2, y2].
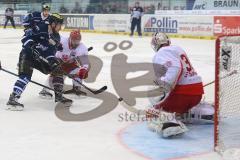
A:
[42, 3, 51, 11]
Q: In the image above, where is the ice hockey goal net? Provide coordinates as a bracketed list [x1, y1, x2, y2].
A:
[215, 35, 240, 157]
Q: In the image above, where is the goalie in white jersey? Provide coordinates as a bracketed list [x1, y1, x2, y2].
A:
[39, 29, 89, 101]
[147, 32, 214, 138]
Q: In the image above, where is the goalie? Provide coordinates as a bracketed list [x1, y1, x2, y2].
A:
[39, 29, 90, 99]
[147, 32, 214, 138]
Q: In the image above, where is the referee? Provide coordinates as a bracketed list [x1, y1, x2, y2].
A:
[130, 2, 144, 37]
[4, 7, 16, 29]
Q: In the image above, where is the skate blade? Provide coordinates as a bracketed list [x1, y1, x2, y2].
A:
[6, 105, 24, 111]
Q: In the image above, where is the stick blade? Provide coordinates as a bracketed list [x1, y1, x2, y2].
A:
[92, 85, 107, 94]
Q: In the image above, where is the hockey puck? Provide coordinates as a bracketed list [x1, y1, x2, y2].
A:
[118, 97, 123, 101]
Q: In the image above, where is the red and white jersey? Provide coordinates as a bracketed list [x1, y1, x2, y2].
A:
[153, 45, 204, 95]
[55, 36, 88, 64]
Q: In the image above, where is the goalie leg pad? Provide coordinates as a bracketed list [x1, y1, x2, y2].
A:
[161, 121, 188, 138]
[190, 101, 214, 116]
[147, 110, 188, 137]
[181, 101, 214, 124]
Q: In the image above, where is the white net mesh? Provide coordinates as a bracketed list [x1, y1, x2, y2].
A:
[216, 36, 240, 154]
[223, 148, 240, 160]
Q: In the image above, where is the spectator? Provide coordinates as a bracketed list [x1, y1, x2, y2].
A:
[71, 2, 82, 13]
[4, 7, 15, 29]
[111, 4, 117, 13]
[149, 4, 155, 14]
[130, 2, 144, 37]
[158, 2, 162, 10]
[60, 5, 68, 13]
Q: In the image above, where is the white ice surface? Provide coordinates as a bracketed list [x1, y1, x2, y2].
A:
[0, 28, 221, 160]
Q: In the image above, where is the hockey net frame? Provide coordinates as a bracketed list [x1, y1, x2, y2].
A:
[215, 35, 240, 157]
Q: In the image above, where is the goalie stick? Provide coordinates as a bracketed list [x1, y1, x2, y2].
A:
[118, 69, 238, 117]
[203, 69, 237, 87]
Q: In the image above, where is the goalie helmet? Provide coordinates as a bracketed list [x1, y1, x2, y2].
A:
[70, 29, 81, 48]
[151, 32, 170, 52]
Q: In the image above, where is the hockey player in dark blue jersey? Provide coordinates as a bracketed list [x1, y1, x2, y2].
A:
[23, 2, 51, 35]
[6, 13, 71, 111]
[18, 3, 51, 67]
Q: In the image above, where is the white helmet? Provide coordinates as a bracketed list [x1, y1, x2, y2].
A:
[151, 32, 170, 52]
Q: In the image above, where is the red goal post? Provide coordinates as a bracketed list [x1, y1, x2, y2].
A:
[215, 34, 240, 155]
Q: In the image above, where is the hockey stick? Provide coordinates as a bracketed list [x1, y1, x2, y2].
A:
[33, 47, 107, 95]
[0, 61, 61, 94]
[65, 75, 107, 94]
[119, 69, 238, 116]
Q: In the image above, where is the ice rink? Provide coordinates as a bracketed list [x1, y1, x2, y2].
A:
[0, 28, 222, 160]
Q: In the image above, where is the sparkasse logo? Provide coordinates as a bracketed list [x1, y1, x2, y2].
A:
[144, 17, 178, 33]
[214, 19, 223, 34]
[214, 16, 240, 36]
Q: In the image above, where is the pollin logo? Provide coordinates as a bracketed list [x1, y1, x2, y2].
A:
[144, 17, 178, 33]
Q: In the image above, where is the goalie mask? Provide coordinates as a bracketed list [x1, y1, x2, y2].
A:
[151, 32, 170, 52]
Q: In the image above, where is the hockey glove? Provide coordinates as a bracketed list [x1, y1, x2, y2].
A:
[78, 66, 88, 79]
[57, 43, 63, 51]
[31, 46, 42, 62]
[48, 58, 61, 72]
[24, 28, 33, 36]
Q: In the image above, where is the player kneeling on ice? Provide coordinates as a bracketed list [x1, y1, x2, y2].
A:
[147, 32, 214, 138]
[39, 29, 90, 99]
[6, 13, 67, 111]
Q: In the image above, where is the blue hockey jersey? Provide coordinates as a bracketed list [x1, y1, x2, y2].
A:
[22, 11, 49, 29]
